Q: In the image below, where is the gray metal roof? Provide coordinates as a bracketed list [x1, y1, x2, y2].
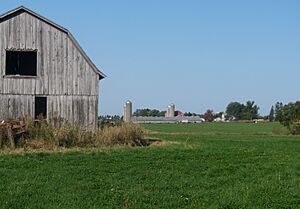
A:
[131, 116, 205, 123]
[0, 6, 106, 80]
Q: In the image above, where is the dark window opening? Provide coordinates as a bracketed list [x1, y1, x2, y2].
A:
[6, 51, 37, 76]
[35, 97, 47, 119]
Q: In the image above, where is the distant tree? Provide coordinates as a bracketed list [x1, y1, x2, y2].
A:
[203, 109, 214, 122]
[133, 109, 165, 117]
[213, 112, 224, 120]
[159, 111, 167, 117]
[184, 112, 192, 117]
[134, 109, 149, 117]
[274, 102, 284, 122]
[133, 109, 145, 117]
[184, 112, 197, 117]
[276, 101, 300, 134]
[149, 109, 160, 117]
[226, 101, 260, 120]
[243, 101, 259, 120]
[269, 106, 275, 122]
[226, 102, 244, 120]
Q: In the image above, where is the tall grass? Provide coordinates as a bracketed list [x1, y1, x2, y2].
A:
[97, 124, 146, 147]
[0, 126, 12, 148]
[0, 117, 146, 150]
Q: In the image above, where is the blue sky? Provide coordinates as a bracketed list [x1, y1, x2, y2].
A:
[1, 1, 300, 116]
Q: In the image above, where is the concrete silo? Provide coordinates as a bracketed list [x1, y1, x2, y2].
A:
[124, 100, 132, 123]
[166, 103, 175, 117]
[169, 103, 175, 117]
[166, 105, 171, 117]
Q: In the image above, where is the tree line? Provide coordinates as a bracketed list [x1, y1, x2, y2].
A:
[133, 109, 166, 117]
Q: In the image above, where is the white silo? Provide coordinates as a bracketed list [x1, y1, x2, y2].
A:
[166, 104, 171, 117]
[170, 103, 175, 117]
[124, 100, 132, 123]
[166, 104, 175, 117]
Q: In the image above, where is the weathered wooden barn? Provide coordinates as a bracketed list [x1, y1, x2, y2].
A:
[0, 6, 106, 128]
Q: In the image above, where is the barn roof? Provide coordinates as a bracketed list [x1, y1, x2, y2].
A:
[0, 6, 106, 80]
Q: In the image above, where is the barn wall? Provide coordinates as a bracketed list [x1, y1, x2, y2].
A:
[0, 11, 100, 128]
[47, 95, 98, 129]
[0, 11, 99, 96]
[0, 94, 34, 119]
[0, 94, 98, 129]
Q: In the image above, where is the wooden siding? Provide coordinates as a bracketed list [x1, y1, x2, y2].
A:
[0, 12, 99, 96]
[0, 11, 100, 128]
[0, 95, 98, 128]
[0, 95, 34, 119]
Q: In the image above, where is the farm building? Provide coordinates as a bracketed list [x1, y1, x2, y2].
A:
[131, 116, 205, 124]
[0, 6, 106, 128]
[123, 101, 205, 124]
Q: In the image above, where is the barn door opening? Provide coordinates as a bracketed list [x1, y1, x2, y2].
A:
[35, 97, 47, 119]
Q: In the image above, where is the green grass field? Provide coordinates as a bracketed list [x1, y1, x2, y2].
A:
[1, 122, 300, 209]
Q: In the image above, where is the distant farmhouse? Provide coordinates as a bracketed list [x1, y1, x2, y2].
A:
[0, 6, 106, 128]
[124, 101, 205, 124]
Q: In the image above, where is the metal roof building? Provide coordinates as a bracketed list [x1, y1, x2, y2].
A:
[131, 116, 205, 124]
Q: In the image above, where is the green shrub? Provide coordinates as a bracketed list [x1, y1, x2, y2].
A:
[276, 101, 300, 134]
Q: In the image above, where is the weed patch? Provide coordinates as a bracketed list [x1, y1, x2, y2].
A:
[0, 118, 147, 150]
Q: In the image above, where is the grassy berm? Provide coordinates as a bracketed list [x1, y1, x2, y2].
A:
[1, 122, 300, 208]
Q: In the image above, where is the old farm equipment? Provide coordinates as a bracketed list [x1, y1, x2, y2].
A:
[0, 119, 26, 148]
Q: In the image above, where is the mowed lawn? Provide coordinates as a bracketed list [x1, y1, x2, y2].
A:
[1, 123, 300, 209]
